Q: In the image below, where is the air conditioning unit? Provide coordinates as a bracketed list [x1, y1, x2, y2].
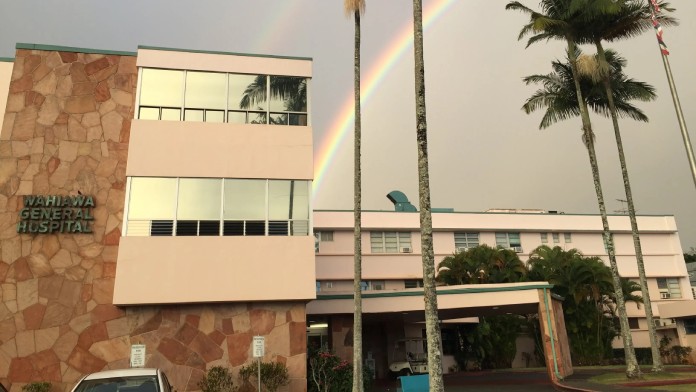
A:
[511, 246, 523, 253]
[660, 292, 671, 299]
[456, 247, 470, 253]
[400, 246, 413, 253]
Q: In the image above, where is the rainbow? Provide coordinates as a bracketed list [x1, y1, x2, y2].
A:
[312, 0, 458, 196]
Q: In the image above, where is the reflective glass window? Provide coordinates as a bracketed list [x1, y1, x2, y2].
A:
[229, 74, 266, 111]
[139, 69, 184, 107]
[185, 71, 226, 110]
[161, 108, 181, 121]
[177, 178, 222, 220]
[268, 76, 307, 112]
[206, 110, 225, 123]
[268, 180, 292, 220]
[128, 178, 177, 219]
[268, 180, 309, 220]
[224, 179, 266, 220]
[184, 109, 204, 122]
[139, 107, 160, 120]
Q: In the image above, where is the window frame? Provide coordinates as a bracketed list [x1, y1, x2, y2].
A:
[124, 177, 310, 237]
[137, 68, 310, 126]
[454, 232, 480, 250]
[370, 231, 412, 253]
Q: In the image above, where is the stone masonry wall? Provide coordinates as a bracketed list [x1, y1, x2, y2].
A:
[0, 48, 307, 392]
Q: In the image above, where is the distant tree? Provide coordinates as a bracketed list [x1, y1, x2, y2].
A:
[684, 247, 696, 263]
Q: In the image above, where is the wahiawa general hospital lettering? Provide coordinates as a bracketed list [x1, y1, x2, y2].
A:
[17, 195, 95, 234]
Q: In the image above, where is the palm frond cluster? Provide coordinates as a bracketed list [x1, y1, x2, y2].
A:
[437, 245, 643, 365]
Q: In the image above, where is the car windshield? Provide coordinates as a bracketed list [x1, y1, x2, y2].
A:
[75, 376, 159, 392]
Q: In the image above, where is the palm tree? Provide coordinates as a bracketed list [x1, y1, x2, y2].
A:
[522, 50, 660, 369]
[344, 1, 365, 391]
[528, 246, 626, 364]
[506, 0, 641, 377]
[412, 0, 443, 390]
[578, 0, 677, 372]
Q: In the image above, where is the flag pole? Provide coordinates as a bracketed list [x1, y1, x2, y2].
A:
[650, 1, 696, 189]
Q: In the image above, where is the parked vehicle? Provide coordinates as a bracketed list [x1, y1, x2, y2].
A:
[71, 369, 173, 392]
[388, 338, 428, 376]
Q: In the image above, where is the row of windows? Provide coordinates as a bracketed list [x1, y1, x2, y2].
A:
[125, 177, 310, 237]
[315, 280, 385, 292]
[316, 231, 525, 253]
[541, 232, 572, 244]
[137, 68, 308, 125]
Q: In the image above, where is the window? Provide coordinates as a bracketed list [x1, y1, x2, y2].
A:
[361, 281, 385, 291]
[137, 68, 309, 126]
[657, 278, 681, 299]
[495, 232, 521, 249]
[454, 232, 479, 250]
[318, 231, 334, 242]
[564, 233, 572, 243]
[540, 233, 548, 244]
[552, 233, 560, 243]
[405, 280, 424, 289]
[316, 282, 321, 292]
[126, 177, 310, 237]
[370, 232, 411, 253]
[628, 318, 640, 330]
[325, 282, 333, 289]
[685, 318, 696, 335]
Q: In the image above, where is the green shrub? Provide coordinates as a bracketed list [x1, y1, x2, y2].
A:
[238, 361, 290, 392]
[307, 351, 372, 392]
[199, 366, 235, 392]
[22, 382, 51, 392]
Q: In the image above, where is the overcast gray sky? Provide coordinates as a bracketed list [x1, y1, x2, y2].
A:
[1, 0, 694, 249]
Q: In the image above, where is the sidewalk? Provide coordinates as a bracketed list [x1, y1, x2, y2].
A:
[371, 366, 696, 392]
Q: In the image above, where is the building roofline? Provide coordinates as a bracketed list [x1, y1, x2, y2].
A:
[312, 209, 675, 218]
[0, 57, 14, 62]
[315, 283, 554, 300]
[16, 43, 137, 56]
[137, 45, 312, 61]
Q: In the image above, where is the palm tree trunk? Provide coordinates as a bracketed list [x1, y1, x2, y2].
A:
[412, 1, 444, 390]
[352, 9, 364, 392]
[566, 39, 640, 379]
[595, 39, 663, 373]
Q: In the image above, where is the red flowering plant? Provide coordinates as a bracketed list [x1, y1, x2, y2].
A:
[308, 350, 352, 392]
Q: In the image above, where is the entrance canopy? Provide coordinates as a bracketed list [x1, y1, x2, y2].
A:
[307, 282, 554, 321]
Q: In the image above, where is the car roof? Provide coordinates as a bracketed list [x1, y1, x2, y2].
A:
[84, 369, 159, 380]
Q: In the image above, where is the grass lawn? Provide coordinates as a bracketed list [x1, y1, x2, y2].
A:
[590, 370, 696, 384]
[645, 385, 696, 392]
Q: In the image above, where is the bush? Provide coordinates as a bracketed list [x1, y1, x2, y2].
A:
[22, 383, 51, 392]
[307, 351, 372, 392]
[199, 366, 235, 392]
[239, 361, 290, 392]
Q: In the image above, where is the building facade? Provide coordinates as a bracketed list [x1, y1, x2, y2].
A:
[1, 42, 696, 392]
[0, 44, 314, 392]
[312, 195, 695, 367]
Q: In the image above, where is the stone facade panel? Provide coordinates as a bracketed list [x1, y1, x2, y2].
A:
[1, 48, 308, 392]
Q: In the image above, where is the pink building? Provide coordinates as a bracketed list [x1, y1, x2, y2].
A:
[1, 42, 695, 392]
[311, 192, 696, 370]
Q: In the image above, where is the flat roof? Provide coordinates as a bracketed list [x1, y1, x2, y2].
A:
[16, 43, 136, 57]
[138, 45, 312, 61]
[14, 43, 312, 62]
[313, 209, 675, 218]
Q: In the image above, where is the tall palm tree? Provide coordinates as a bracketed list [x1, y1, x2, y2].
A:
[578, 0, 677, 372]
[506, 0, 641, 378]
[523, 50, 660, 368]
[412, 1, 444, 390]
[344, 1, 365, 391]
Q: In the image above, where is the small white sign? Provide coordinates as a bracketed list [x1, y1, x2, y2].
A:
[130, 344, 146, 368]
[252, 336, 265, 358]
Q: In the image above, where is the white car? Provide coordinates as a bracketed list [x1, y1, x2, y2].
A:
[71, 369, 173, 392]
